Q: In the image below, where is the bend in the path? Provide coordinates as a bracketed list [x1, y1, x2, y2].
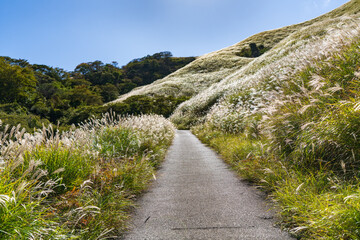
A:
[124, 130, 293, 240]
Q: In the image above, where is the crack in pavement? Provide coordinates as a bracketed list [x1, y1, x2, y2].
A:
[171, 226, 256, 231]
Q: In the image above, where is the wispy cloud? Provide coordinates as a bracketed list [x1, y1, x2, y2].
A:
[323, 0, 331, 7]
[306, 0, 332, 11]
[313, 1, 319, 8]
[164, 0, 219, 6]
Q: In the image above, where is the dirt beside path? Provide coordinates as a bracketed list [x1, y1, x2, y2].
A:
[124, 130, 293, 239]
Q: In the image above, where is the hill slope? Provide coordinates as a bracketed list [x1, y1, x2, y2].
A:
[110, 0, 360, 117]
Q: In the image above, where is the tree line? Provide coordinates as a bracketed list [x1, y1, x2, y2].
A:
[0, 52, 195, 131]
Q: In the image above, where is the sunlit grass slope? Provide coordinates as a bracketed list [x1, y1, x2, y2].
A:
[171, 1, 360, 127]
[111, 0, 360, 117]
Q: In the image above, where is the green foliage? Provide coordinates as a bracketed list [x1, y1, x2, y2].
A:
[74, 61, 124, 87]
[62, 94, 189, 126]
[0, 182, 57, 239]
[94, 127, 141, 158]
[0, 103, 27, 114]
[236, 43, 271, 58]
[65, 105, 107, 125]
[110, 94, 190, 118]
[0, 111, 50, 133]
[73, 52, 195, 95]
[23, 146, 94, 191]
[123, 51, 195, 86]
[0, 158, 61, 239]
[0, 58, 37, 105]
[99, 83, 119, 102]
[116, 81, 137, 95]
[116, 157, 154, 194]
[68, 85, 103, 107]
[0, 52, 195, 129]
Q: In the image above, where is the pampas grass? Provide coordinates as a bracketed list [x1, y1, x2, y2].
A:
[0, 112, 175, 239]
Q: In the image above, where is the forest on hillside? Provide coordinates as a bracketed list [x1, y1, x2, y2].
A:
[0, 52, 195, 131]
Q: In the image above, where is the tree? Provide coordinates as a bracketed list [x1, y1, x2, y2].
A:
[249, 43, 260, 58]
[99, 83, 119, 102]
[0, 58, 37, 104]
[69, 85, 103, 107]
[73, 61, 123, 85]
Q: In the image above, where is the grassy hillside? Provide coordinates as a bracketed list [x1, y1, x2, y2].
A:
[171, 16, 360, 127]
[170, 1, 360, 127]
[110, 0, 360, 111]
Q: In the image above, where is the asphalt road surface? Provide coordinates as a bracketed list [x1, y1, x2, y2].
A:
[124, 130, 293, 240]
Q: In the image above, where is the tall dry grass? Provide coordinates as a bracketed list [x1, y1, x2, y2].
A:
[0, 112, 175, 239]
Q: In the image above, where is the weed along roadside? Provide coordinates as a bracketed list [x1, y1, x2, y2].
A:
[0, 113, 175, 239]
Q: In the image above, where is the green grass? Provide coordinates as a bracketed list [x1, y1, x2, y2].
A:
[0, 170, 58, 239]
[22, 146, 94, 191]
[193, 125, 360, 239]
[94, 126, 141, 158]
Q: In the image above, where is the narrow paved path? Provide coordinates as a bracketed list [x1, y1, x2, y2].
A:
[124, 130, 293, 240]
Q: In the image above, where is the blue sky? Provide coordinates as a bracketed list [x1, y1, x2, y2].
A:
[0, 0, 349, 71]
